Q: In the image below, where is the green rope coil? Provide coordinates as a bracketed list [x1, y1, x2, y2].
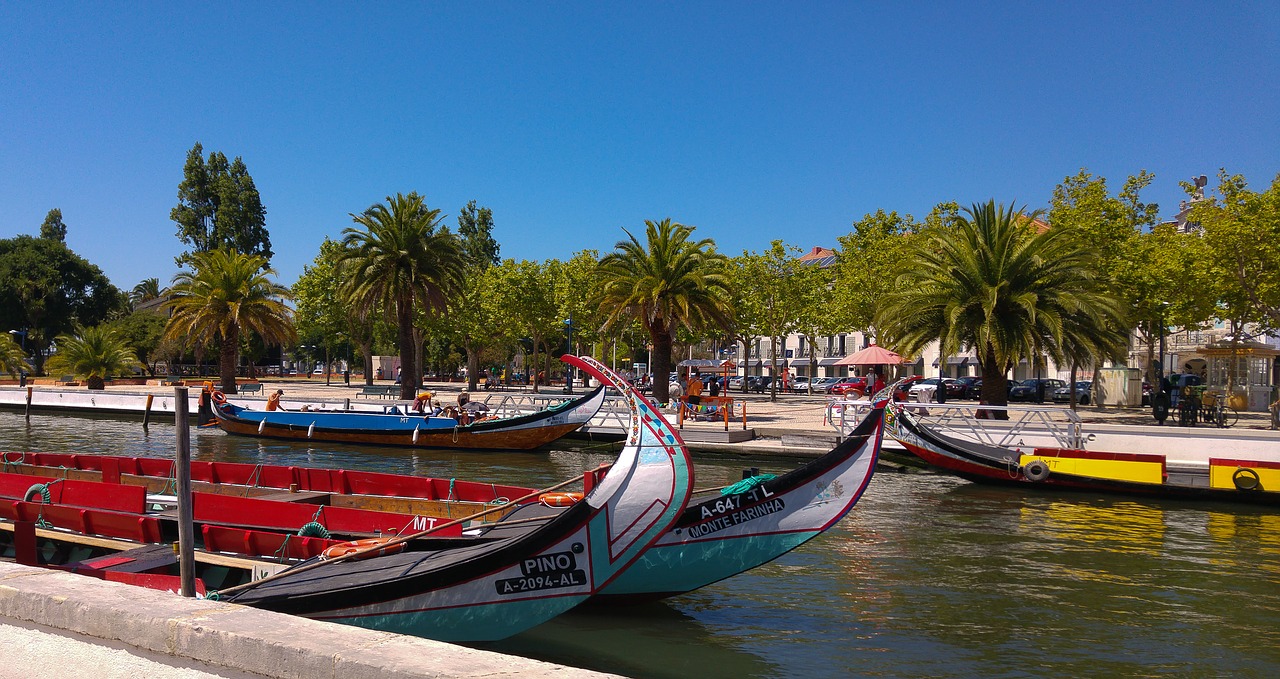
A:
[24, 483, 52, 504]
[719, 474, 777, 496]
[297, 521, 330, 539]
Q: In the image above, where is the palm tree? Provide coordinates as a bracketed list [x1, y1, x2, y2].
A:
[163, 249, 295, 393]
[44, 325, 141, 390]
[875, 200, 1128, 410]
[130, 278, 162, 307]
[339, 193, 464, 399]
[597, 218, 730, 404]
[0, 333, 27, 379]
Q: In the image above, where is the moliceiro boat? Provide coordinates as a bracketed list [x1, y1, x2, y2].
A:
[210, 383, 605, 450]
[590, 397, 885, 602]
[218, 355, 693, 641]
[890, 403, 1280, 505]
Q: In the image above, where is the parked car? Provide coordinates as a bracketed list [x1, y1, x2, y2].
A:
[828, 377, 867, 397]
[1008, 378, 1066, 402]
[790, 377, 811, 393]
[728, 375, 745, 390]
[952, 376, 982, 400]
[907, 377, 962, 402]
[1051, 380, 1092, 405]
[808, 376, 839, 393]
[892, 375, 925, 401]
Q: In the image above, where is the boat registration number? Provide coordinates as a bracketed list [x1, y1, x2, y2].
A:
[495, 548, 587, 594]
[495, 569, 588, 594]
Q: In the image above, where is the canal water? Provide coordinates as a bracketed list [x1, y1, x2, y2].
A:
[2, 410, 1278, 678]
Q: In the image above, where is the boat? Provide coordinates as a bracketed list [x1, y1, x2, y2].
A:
[216, 354, 693, 641]
[889, 402, 1280, 504]
[209, 383, 606, 451]
[3, 374, 887, 604]
[588, 398, 884, 602]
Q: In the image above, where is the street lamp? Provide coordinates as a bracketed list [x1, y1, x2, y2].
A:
[299, 346, 315, 378]
[8, 329, 27, 351]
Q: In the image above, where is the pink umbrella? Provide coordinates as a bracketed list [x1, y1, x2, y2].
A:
[834, 343, 904, 366]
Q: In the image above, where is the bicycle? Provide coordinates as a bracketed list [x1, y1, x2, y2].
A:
[1201, 390, 1239, 428]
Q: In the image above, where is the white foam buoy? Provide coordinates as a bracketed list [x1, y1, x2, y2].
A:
[307, 422, 315, 438]
[258, 419, 266, 434]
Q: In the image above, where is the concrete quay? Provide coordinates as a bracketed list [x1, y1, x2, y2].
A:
[0, 562, 617, 679]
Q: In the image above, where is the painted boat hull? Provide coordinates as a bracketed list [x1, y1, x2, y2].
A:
[224, 355, 693, 641]
[593, 402, 883, 602]
[212, 386, 605, 450]
[892, 407, 1280, 505]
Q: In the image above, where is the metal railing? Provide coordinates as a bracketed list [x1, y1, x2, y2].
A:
[827, 399, 1088, 450]
[480, 391, 632, 431]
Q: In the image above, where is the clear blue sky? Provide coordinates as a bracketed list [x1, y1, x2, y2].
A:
[2, 2, 1277, 291]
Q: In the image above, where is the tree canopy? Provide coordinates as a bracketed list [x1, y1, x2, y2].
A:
[171, 142, 272, 266]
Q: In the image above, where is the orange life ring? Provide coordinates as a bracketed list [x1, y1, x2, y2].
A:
[211, 390, 227, 405]
[538, 491, 585, 507]
[321, 536, 406, 561]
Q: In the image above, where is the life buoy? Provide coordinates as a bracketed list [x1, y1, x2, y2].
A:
[24, 483, 51, 504]
[211, 390, 227, 405]
[1022, 460, 1051, 482]
[1232, 467, 1262, 491]
[538, 492, 585, 507]
[321, 536, 405, 561]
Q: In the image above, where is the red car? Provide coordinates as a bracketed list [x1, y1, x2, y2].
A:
[828, 377, 867, 397]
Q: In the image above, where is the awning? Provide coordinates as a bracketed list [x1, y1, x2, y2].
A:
[818, 357, 845, 366]
[744, 359, 788, 369]
[932, 356, 972, 367]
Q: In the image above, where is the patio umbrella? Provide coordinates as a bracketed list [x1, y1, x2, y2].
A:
[834, 344, 904, 366]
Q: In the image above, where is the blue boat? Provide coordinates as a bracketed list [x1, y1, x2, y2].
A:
[211, 385, 606, 450]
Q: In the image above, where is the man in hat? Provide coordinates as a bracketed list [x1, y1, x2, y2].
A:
[266, 389, 286, 411]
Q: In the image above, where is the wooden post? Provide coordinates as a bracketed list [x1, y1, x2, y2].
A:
[24, 386, 32, 421]
[142, 393, 154, 429]
[174, 386, 196, 597]
[678, 397, 685, 429]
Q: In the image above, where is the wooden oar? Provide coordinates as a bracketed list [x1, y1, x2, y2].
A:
[212, 473, 585, 598]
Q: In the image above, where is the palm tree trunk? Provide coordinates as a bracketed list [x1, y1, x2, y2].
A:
[220, 331, 239, 393]
[360, 341, 373, 386]
[651, 327, 674, 404]
[979, 346, 1010, 419]
[396, 299, 418, 399]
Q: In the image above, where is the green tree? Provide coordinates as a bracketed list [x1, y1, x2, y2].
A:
[792, 258, 840, 393]
[452, 201, 501, 391]
[556, 250, 605, 387]
[0, 333, 26, 378]
[722, 255, 763, 393]
[1190, 171, 1280, 329]
[876, 200, 1129, 410]
[130, 278, 163, 307]
[106, 310, 168, 376]
[44, 325, 142, 390]
[833, 209, 923, 338]
[0, 235, 122, 375]
[163, 249, 295, 393]
[340, 193, 464, 399]
[735, 241, 814, 400]
[503, 259, 561, 393]
[40, 208, 67, 242]
[597, 218, 730, 404]
[294, 239, 353, 383]
[171, 142, 272, 266]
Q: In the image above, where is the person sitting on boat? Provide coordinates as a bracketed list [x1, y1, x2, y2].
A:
[413, 391, 434, 414]
[456, 392, 475, 425]
[267, 389, 287, 411]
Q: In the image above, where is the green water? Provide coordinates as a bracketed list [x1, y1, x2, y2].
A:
[2, 411, 1278, 678]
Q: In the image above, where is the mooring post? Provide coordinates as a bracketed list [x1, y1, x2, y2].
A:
[142, 393, 154, 429]
[174, 386, 196, 597]
[24, 386, 32, 421]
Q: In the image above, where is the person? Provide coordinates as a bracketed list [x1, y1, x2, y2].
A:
[709, 375, 721, 397]
[686, 370, 704, 406]
[343, 369, 350, 386]
[376, 367, 384, 380]
[413, 391, 434, 414]
[266, 389, 286, 411]
[870, 371, 885, 397]
[455, 392, 472, 425]
[394, 367, 401, 384]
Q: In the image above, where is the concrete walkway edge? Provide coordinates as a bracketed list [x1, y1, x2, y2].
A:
[0, 562, 618, 679]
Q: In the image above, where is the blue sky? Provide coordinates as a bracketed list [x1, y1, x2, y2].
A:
[2, 2, 1277, 291]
